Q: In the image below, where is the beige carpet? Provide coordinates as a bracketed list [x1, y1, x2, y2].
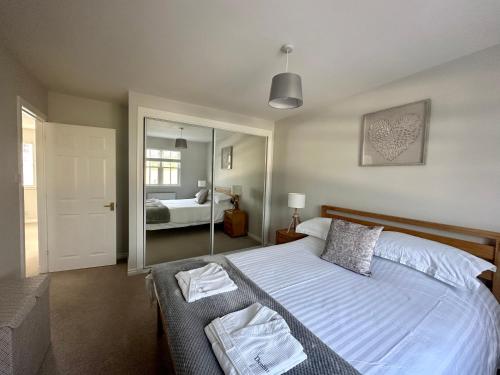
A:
[145, 224, 260, 266]
[38, 262, 171, 375]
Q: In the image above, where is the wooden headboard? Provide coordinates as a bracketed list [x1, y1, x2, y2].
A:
[321, 205, 500, 301]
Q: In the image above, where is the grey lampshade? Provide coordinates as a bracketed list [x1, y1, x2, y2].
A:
[175, 138, 187, 149]
[269, 72, 303, 109]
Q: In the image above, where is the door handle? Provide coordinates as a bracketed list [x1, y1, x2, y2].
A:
[104, 202, 115, 211]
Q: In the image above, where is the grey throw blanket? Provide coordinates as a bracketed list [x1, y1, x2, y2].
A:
[151, 255, 360, 375]
[145, 199, 170, 224]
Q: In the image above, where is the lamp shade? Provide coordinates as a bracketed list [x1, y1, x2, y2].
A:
[269, 72, 303, 109]
[198, 180, 207, 188]
[288, 193, 305, 209]
[231, 185, 242, 195]
[175, 138, 187, 149]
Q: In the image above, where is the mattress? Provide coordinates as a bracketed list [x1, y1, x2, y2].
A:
[227, 236, 500, 375]
[146, 198, 233, 230]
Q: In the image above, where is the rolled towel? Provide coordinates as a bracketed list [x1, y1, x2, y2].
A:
[205, 303, 307, 375]
[175, 263, 237, 302]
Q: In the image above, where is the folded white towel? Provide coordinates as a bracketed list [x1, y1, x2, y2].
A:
[175, 263, 237, 302]
[205, 303, 307, 375]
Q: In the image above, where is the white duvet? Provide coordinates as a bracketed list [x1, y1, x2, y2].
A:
[227, 236, 500, 375]
[147, 198, 233, 230]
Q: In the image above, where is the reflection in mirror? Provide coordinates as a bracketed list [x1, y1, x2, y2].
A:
[211, 129, 267, 254]
[144, 118, 213, 266]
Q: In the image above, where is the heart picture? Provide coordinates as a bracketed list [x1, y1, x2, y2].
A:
[360, 99, 430, 166]
[367, 113, 422, 161]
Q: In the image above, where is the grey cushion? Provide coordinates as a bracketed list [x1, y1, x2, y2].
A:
[195, 189, 208, 204]
[321, 219, 383, 276]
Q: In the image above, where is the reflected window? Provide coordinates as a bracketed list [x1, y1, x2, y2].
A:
[145, 148, 181, 186]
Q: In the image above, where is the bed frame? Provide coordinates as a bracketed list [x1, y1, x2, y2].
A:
[320, 205, 500, 301]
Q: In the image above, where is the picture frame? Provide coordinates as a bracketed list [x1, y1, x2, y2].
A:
[360, 99, 431, 166]
[221, 146, 233, 169]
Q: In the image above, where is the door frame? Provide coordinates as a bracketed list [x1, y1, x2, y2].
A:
[129, 106, 274, 275]
[17, 96, 48, 277]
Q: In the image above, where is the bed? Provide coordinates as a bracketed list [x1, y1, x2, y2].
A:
[151, 205, 500, 374]
[146, 198, 233, 231]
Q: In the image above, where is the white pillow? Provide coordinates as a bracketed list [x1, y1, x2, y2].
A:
[212, 192, 232, 204]
[296, 217, 332, 240]
[374, 231, 496, 290]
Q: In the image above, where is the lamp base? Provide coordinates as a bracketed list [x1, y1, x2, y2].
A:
[287, 209, 301, 232]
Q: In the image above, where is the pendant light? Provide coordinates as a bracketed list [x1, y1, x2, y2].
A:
[269, 44, 303, 109]
[175, 127, 187, 149]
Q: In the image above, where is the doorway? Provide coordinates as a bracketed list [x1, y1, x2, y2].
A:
[21, 109, 40, 276]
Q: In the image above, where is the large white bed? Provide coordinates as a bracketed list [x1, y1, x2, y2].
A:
[153, 204, 500, 374]
[146, 198, 234, 231]
[227, 236, 500, 375]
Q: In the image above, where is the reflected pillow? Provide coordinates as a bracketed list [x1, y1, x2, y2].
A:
[321, 219, 383, 276]
[212, 192, 232, 204]
[374, 231, 496, 290]
[195, 189, 208, 204]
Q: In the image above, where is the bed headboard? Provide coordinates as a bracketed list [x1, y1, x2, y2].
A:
[320, 205, 500, 301]
[214, 186, 234, 197]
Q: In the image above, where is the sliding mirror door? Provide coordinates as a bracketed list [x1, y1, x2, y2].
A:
[144, 118, 213, 265]
[211, 129, 267, 254]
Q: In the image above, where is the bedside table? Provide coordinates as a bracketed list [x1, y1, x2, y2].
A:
[275, 228, 307, 244]
[224, 209, 248, 237]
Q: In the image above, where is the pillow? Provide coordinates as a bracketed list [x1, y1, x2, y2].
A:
[195, 189, 208, 204]
[296, 217, 332, 240]
[374, 231, 496, 290]
[321, 219, 383, 276]
[212, 192, 232, 204]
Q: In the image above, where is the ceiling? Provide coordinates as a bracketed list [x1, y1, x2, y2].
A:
[1, 1, 499, 121]
[146, 118, 236, 143]
[146, 119, 213, 142]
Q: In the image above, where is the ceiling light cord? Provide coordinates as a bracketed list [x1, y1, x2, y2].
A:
[285, 50, 289, 72]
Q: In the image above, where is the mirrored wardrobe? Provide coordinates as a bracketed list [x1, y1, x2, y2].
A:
[143, 118, 267, 266]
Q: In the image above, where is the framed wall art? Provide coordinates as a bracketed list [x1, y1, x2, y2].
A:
[221, 146, 233, 169]
[360, 99, 431, 166]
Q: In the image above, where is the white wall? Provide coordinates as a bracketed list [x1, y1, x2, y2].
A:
[0, 43, 47, 279]
[211, 132, 267, 240]
[145, 136, 209, 199]
[271, 45, 500, 238]
[48, 92, 129, 259]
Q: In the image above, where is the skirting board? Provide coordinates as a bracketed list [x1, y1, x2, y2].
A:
[127, 267, 150, 276]
[248, 232, 262, 243]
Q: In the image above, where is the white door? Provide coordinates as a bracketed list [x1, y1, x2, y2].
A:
[45, 123, 116, 272]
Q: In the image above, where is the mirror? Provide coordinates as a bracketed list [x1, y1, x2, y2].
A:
[211, 129, 267, 254]
[144, 118, 213, 265]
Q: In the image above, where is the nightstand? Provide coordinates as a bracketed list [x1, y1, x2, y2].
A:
[275, 228, 307, 244]
[224, 209, 248, 237]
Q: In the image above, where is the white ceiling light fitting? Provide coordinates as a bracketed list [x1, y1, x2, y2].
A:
[269, 44, 303, 109]
[175, 127, 187, 149]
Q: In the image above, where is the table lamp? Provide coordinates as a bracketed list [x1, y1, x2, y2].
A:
[287, 193, 305, 232]
[231, 185, 243, 210]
